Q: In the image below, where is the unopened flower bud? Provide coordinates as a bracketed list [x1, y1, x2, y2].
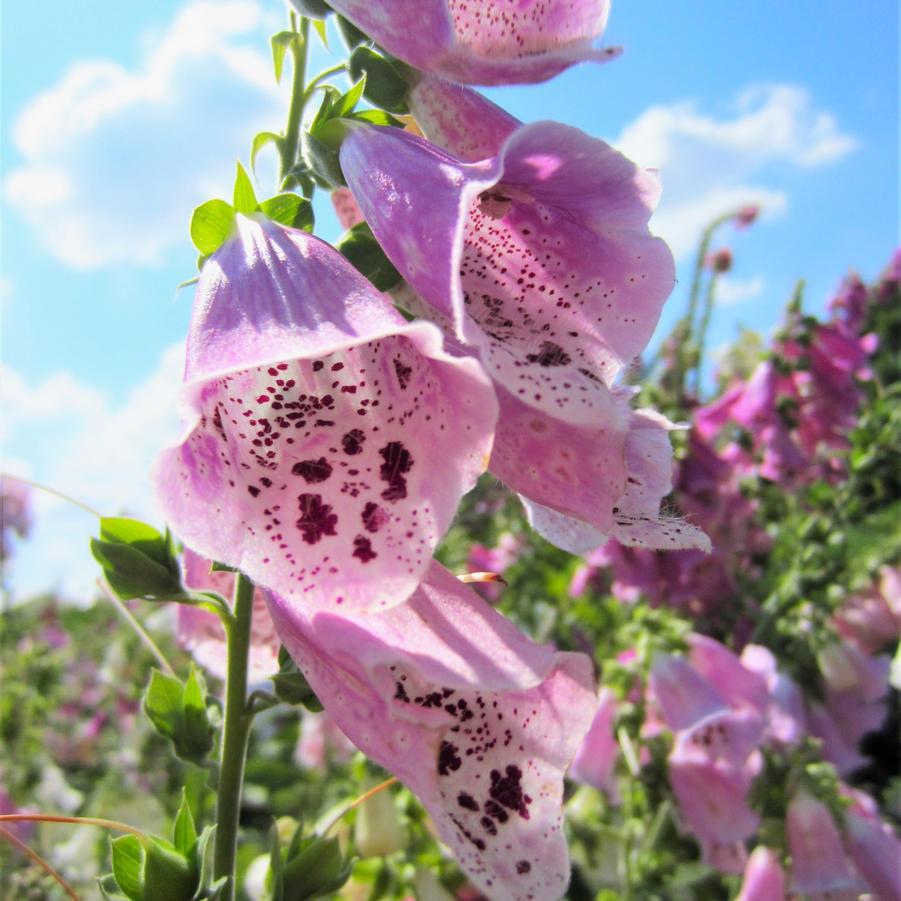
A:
[735, 205, 760, 228]
[707, 248, 733, 273]
[354, 778, 406, 857]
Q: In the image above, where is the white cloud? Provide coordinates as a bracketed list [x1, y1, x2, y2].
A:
[4, 1, 285, 269]
[716, 274, 766, 306]
[615, 85, 857, 259]
[2, 344, 185, 601]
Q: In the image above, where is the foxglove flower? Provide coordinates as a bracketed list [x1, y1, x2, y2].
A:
[154, 216, 496, 614]
[341, 84, 708, 555]
[176, 549, 281, 683]
[298, 0, 619, 86]
[568, 687, 620, 803]
[786, 791, 863, 901]
[266, 560, 597, 901]
[841, 787, 901, 900]
[735, 846, 785, 901]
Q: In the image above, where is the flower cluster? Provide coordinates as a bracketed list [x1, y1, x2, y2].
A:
[150, 4, 708, 897]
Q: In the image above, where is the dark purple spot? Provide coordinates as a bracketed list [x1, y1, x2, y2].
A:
[292, 457, 333, 483]
[247, 485, 260, 498]
[480, 816, 498, 836]
[341, 429, 365, 455]
[458, 793, 479, 812]
[361, 501, 388, 533]
[379, 441, 413, 503]
[312, 360, 324, 371]
[526, 340, 571, 367]
[516, 861, 531, 875]
[438, 741, 462, 776]
[483, 799, 509, 824]
[352, 535, 377, 563]
[394, 681, 409, 702]
[393, 356, 413, 390]
[296, 494, 338, 545]
[489, 765, 531, 819]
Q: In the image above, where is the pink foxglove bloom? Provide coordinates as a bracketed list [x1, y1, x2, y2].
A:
[740, 645, 806, 747]
[295, 710, 355, 769]
[568, 688, 620, 803]
[735, 846, 785, 901]
[300, 0, 619, 86]
[176, 549, 281, 683]
[0, 476, 32, 563]
[154, 216, 496, 614]
[786, 791, 863, 901]
[842, 788, 901, 901]
[834, 565, 901, 655]
[266, 560, 597, 901]
[341, 85, 708, 555]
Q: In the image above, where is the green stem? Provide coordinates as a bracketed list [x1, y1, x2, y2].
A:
[279, 16, 310, 184]
[692, 270, 720, 396]
[212, 573, 255, 899]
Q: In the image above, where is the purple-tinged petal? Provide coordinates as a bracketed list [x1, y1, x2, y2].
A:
[806, 701, 869, 776]
[787, 791, 863, 900]
[701, 840, 749, 876]
[331, 186, 365, 230]
[842, 793, 901, 901]
[688, 635, 769, 715]
[317, 0, 617, 86]
[410, 78, 521, 161]
[154, 216, 497, 615]
[296, 710, 356, 769]
[736, 846, 786, 901]
[672, 710, 764, 773]
[266, 561, 597, 901]
[648, 654, 728, 732]
[569, 688, 620, 802]
[177, 549, 280, 683]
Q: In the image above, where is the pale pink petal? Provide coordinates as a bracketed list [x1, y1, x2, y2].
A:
[569, 688, 620, 803]
[266, 560, 597, 901]
[736, 846, 786, 901]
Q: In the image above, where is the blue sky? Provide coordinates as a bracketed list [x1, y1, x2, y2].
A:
[1, 0, 898, 598]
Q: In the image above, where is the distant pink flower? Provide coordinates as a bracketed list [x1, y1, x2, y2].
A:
[177, 549, 281, 683]
[154, 216, 496, 615]
[331, 187, 365, 231]
[1, 476, 32, 563]
[786, 791, 862, 900]
[267, 560, 597, 901]
[569, 688, 620, 803]
[342, 88, 708, 556]
[467, 532, 522, 601]
[841, 787, 901, 900]
[706, 248, 733, 273]
[296, 710, 355, 769]
[835, 566, 901, 654]
[735, 846, 785, 901]
[299, 1, 619, 85]
[734, 205, 760, 229]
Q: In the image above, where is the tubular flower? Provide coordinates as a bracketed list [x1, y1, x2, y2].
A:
[154, 215, 497, 614]
[735, 846, 785, 901]
[266, 560, 597, 901]
[297, 0, 619, 86]
[341, 84, 708, 555]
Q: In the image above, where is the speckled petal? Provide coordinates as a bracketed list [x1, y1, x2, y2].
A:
[313, 0, 617, 86]
[266, 561, 597, 901]
[154, 216, 497, 614]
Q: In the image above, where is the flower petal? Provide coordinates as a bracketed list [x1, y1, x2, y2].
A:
[155, 216, 497, 614]
[266, 560, 597, 901]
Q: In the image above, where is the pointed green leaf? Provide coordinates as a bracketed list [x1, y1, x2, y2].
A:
[349, 109, 403, 127]
[92, 518, 182, 599]
[348, 47, 411, 113]
[310, 86, 340, 130]
[282, 835, 351, 900]
[190, 200, 236, 256]
[98, 873, 132, 901]
[193, 826, 217, 898]
[331, 76, 366, 119]
[173, 791, 197, 858]
[145, 838, 196, 901]
[271, 31, 299, 83]
[259, 194, 314, 232]
[312, 18, 329, 47]
[111, 835, 145, 901]
[251, 131, 283, 176]
[336, 15, 368, 50]
[335, 222, 402, 291]
[144, 669, 184, 740]
[268, 821, 284, 901]
[233, 162, 258, 214]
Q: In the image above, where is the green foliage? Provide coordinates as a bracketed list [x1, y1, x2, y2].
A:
[143, 666, 216, 766]
[91, 517, 183, 600]
[335, 222, 402, 291]
[232, 161, 258, 214]
[272, 646, 323, 711]
[348, 47, 412, 113]
[190, 200, 237, 257]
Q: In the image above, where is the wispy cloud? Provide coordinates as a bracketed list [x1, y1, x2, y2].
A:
[4, 1, 285, 269]
[2, 344, 185, 600]
[615, 85, 857, 259]
[716, 274, 766, 306]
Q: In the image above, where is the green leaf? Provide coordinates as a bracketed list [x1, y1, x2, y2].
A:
[331, 76, 366, 119]
[259, 194, 314, 232]
[312, 18, 329, 48]
[335, 222, 402, 292]
[190, 200, 236, 256]
[251, 131, 283, 176]
[268, 822, 284, 901]
[347, 47, 411, 113]
[111, 835, 145, 901]
[144, 669, 185, 741]
[271, 30, 299, 83]
[292, 0, 333, 17]
[145, 838, 196, 901]
[301, 131, 345, 189]
[173, 791, 198, 858]
[281, 835, 351, 900]
[233, 162, 258, 214]
[349, 109, 403, 128]
[98, 873, 133, 901]
[272, 646, 322, 709]
[310, 85, 341, 130]
[181, 665, 215, 760]
[193, 826, 217, 898]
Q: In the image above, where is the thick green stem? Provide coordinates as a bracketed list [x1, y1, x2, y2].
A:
[213, 573, 255, 899]
[692, 270, 720, 396]
[279, 16, 310, 184]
